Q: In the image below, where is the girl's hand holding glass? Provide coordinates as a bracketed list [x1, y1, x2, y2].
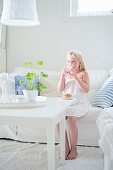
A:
[66, 65, 72, 73]
[61, 66, 67, 77]
[61, 65, 72, 77]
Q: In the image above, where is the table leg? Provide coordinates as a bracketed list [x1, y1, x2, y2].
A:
[47, 124, 55, 170]
[60, 116, 65, 165]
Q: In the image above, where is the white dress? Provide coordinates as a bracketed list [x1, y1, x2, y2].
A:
[63, 78, 83, 99]
[63, 78, 92, 117]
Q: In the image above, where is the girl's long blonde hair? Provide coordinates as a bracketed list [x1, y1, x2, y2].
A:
[67, 51, 86, 72]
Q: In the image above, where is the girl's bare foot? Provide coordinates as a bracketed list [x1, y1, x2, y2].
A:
[65, 148, 70, 159]
[66, 149, 77, 160]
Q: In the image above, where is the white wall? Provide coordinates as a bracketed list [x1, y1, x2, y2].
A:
[5, 0, 113, 72]
[0, 48, 6, 72]
[0, 0, 6, 72]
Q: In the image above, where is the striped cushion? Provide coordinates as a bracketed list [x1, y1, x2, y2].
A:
[93, 77, 113, 108]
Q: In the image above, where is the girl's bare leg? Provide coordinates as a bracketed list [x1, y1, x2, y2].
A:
[66, 116, 78, 160]
[65, 130, 70, 159]
[57, 122, 70, 159]
[57, 123, 70, 159]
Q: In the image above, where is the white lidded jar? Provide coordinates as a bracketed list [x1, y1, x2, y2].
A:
[2, 73, 15, 103]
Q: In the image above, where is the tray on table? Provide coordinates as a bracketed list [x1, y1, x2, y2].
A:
[0, 96, 47, 108]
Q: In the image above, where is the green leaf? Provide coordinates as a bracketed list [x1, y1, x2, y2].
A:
[39, 82, 48, 90]
[40, 72, 48, 78]
[36, 85, 41, 91]
[25, 72, 36, 82]
[28, 61, 32, 65]
[24, 62, 28, 67]
[22, 59, 48, 92]
[28, 85, 33, 90]
[20, 80, 24, 84]
[36, 60, 44, 66]
[24, 61, 32, 67]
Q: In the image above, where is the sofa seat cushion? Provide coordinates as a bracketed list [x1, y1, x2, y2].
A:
[88, 70, 109, 90]
[77, 106, 102, 146]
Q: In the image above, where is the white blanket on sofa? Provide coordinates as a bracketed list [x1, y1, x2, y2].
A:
[96, 108, 113, 159]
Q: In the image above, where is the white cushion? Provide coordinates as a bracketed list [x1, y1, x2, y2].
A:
[41, 76, 61, 96]
[86, 89, 99, 104]
[14, 67, 38, 75]
[109, 68, 113, 76]
[93, 76, 113, 108]
[88, 70, 109, 90]
[14, 67, 60, 77]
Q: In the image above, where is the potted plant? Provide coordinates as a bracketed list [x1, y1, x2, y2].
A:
[20, 60, 48, 101]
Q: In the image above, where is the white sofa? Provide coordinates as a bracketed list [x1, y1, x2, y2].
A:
[96, 108, 113, 170]
[0, 67, 110, 147]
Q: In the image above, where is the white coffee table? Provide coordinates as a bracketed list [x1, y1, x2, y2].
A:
[0, 97, 74, 170]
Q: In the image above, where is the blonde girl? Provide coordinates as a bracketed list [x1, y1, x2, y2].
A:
[57, 51, 89, 160]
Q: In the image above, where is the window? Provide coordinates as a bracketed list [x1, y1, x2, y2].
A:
[70, 0, 113, 16]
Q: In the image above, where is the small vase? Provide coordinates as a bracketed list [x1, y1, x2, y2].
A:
[23, 89, 38, 102]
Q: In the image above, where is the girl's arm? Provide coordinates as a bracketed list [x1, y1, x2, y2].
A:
[57, 74, 66, 92]
[57, 67, 66, 92]
[74, 71, 89, 93]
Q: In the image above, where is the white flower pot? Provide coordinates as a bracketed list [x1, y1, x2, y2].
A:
[23, 89, 38, 102]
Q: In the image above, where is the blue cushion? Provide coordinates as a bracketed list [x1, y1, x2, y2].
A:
[93, 77, 113, 108]
[15, 75, 40, 95]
